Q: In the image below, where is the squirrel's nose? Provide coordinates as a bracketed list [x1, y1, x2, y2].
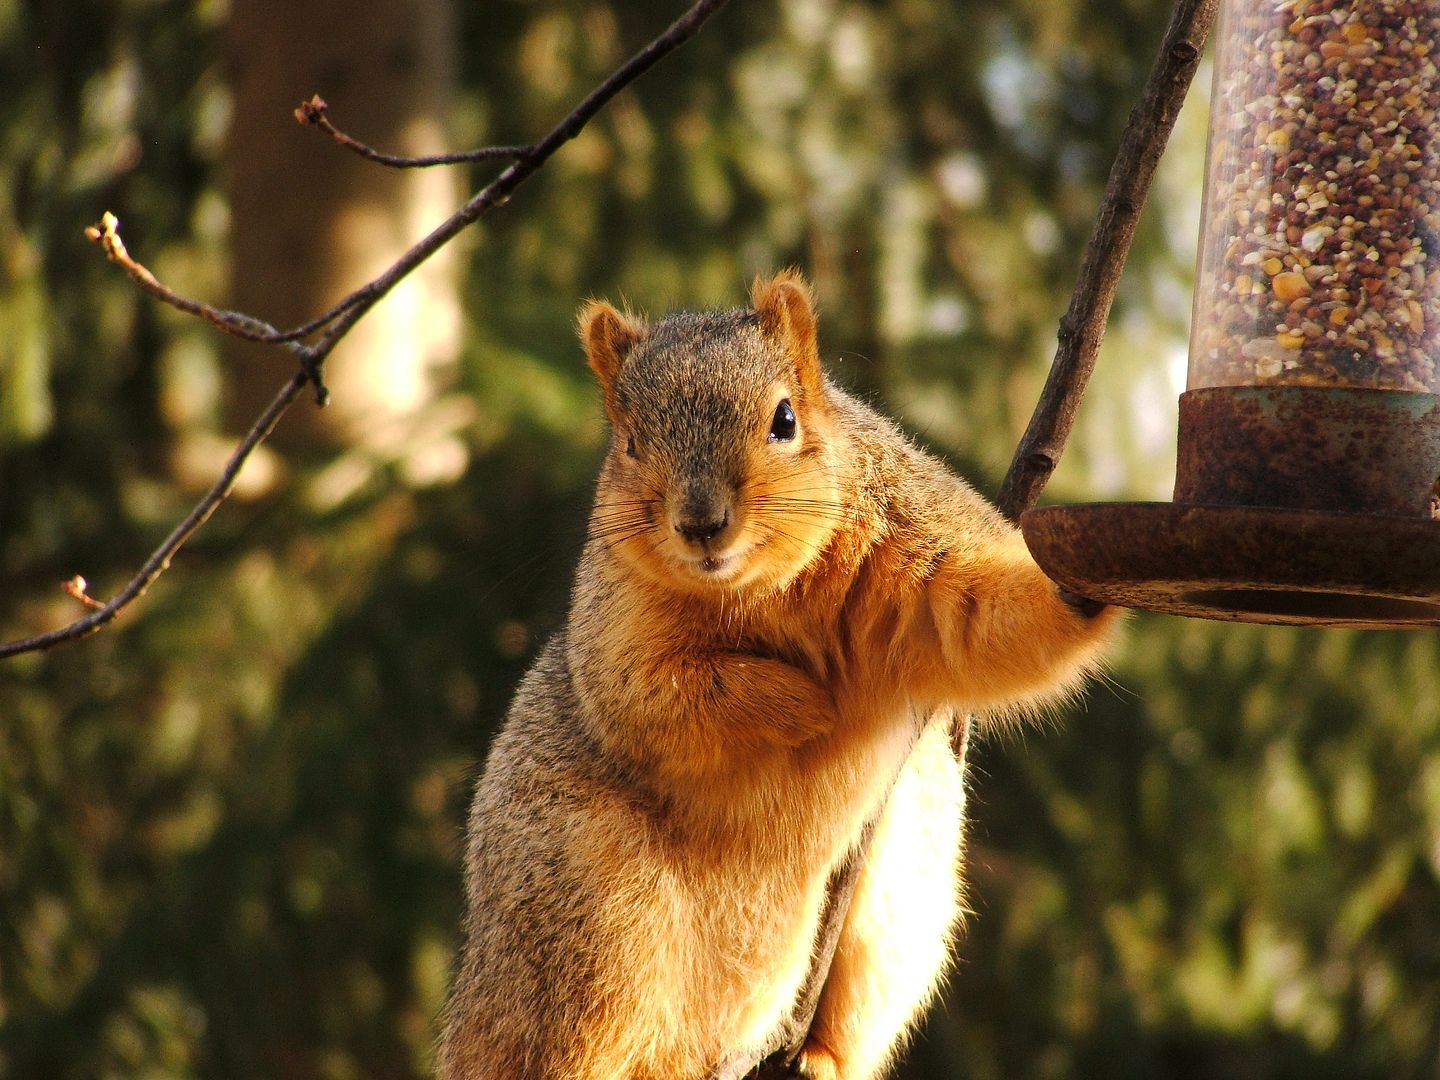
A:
[674, 510, 729, 545]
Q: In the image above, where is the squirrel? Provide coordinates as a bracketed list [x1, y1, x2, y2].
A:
[438, 270, 1118, 1080]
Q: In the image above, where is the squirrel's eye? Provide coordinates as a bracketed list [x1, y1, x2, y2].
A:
[625, 434, 637, 458]
[769, 399, 797, 443]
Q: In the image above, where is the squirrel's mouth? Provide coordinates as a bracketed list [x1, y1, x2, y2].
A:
[674, 539, 754, 583]
[688, 550, 741, 578]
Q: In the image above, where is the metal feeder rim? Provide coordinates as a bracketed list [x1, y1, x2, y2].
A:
[1020, 501, 1440, 630]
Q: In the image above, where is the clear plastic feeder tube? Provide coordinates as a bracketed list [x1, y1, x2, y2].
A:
[1189, 0, 1440, 392]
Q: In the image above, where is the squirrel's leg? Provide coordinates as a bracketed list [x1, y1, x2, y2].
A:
[797, 714, 965, 1080]
[439, 827, 674, 1080]
[919, 532, 1118, 710]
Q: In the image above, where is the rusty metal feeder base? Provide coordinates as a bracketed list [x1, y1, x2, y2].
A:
[1023, 502, 1440, 628]
[1021, 387, 1440, 629]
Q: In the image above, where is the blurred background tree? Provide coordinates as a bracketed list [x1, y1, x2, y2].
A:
[3, 1, 1439, 1078]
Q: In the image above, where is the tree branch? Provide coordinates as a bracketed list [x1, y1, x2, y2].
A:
[85, 211, 312, 346]
[996, 0, 1220, 522]
[295, 95, 533, 168]
[0, 0, 733, 660]
[0, 371, 310, 660]
[720, 2, 1221, 1077]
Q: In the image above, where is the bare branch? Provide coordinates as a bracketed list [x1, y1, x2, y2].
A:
[86, 212, 292, 344]
[299, 0, 737, 366]
[996, 0, 1221, 522]
[295, 94, 533, 168]
[0, 371, 309, 660]
[84, 212, 339, 381]
[0, 0, 733, 661]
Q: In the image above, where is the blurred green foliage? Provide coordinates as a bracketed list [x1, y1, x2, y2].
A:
[3, 0, 1440, 1078]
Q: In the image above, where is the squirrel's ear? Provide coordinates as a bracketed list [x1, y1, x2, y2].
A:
[579, 300, 646, 395]
[751, 269, 821, 388]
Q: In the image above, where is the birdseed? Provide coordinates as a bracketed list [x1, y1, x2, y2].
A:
[1190, 0, 1440, 392]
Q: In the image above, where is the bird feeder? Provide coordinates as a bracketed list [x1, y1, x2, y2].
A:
[1022, 0, 1440, 628]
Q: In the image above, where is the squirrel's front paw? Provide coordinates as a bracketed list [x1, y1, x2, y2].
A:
[794, 1041, 841, 1080]
[1057, 585, 1108, 619]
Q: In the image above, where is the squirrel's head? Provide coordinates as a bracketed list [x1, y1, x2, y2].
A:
[580, 270, 847, 596]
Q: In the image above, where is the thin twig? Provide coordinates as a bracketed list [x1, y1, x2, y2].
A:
[95, 0, 738, 400]
[86, 213, 291, 343]
[300, 0, 736, 365]
[84, 212, 336, 380]
[0, 0, 733, 661]
[295, 95, 533, 168]
[996, 0, 1221, 522]
[0, 371, 309, 660]
[721, 2, 1221, 1077]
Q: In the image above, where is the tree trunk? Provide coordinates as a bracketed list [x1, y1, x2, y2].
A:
[225, 0, 460, 453]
